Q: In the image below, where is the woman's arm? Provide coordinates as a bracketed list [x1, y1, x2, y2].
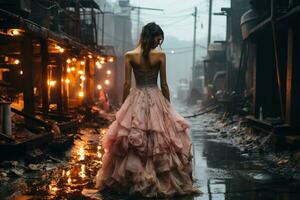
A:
[122, 53, 132, 103]
[159, 53, 170, 102]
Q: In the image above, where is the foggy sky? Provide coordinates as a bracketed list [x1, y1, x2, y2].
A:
[110, 0, 231, 91]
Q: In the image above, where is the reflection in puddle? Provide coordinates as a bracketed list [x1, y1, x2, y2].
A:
[79, 164, 86, 179]
[23, 128, 108, 198]
[78, 146, 85, 161]
[48, 180, 59, 196]
[2, 108, 300, 200]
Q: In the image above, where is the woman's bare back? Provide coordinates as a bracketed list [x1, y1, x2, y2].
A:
[122, 48, 170, 102]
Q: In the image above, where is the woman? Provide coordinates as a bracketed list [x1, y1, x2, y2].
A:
[95, 22, 200, 198]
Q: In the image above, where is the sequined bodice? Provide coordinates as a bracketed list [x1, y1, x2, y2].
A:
[132, 63, 159, 87]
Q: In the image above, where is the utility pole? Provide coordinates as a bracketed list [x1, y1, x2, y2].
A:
[128, 6, 163, 42]
[192, 6, 197, 68]
[137, 8, 141, 41]
[207, 0, 213, 48]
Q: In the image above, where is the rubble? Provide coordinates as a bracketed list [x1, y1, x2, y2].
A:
[207, 111, 300, 179]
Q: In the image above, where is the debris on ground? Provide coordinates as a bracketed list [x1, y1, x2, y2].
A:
[204, 111, 300, 179]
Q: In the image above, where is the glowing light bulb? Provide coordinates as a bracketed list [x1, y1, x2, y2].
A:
[48, 80, 56, 87]
[12, 29, 20, 35]
[106, 70, 111, 75]
[80, 75, 86, 81]
[78, 91, 84, 97]
[104, 80, 110, 85]
[108, 57, 114, 62]
[97, 84, 102, 90]
[96, 61, 102, 69]
[14, 59, 20, 65]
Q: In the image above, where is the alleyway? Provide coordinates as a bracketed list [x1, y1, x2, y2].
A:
[0, 103, 299, 200]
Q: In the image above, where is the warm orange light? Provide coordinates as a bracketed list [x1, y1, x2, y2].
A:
[8, 29, 23, 36]
[104, 80, 110, 85]
[20, 70, 23, 75]
[88, 55, 92, 58]
[14, 59, 20, 65]
[66, 171, 70, 176]
[80, 61, 85, 65]
[97, 152, 102, 158]
[66, 59, 71, 64]
[97, 84, 102, 90]
[67, 68, 71, 73]
[71, 67, 76, 71]
[78, 91, 84, 97]
[108, 57, 114, 63]
[12, 30, 20, 35]
[78, 70, 84, 75]
[100, 60, 105, 64]
[55, 45, 60, 50]
[65, 78, 70, 84]
[72, 58, 77, 62]
[67, 177, 71, 184]
[80, 75, 86, 81]
[106, 70, 111, 75]
[96, 61, 102, 69]
[48, 80, 56, 87]
[59, 48, 64, 53]
[79, 164, 86, 178]
[49, 184, 58, 192]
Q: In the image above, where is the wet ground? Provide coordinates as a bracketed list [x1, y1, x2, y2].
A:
[1, 103, 300, 199]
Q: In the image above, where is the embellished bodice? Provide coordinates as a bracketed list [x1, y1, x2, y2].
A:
[131, 63, 160, 88]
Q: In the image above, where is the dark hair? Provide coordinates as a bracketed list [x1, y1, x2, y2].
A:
[139, 22, 164, 61]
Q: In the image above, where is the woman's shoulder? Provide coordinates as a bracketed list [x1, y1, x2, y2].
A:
[151, 50, 166, 61]
[124, 49, 165, 60]
[150, 50, 166, 60]
[125, 47, 140, 55]
[124, 50, 135, 57]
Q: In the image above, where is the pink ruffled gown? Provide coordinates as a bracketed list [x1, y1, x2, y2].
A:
[95, 63, 196, 197]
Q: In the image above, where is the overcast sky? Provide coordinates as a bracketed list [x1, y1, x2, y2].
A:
[110, 0, 231, 92]
[127, 0, 230, 42]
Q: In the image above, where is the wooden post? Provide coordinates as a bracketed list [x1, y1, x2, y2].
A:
[286, 27, 300, 127]
[41, 39, 49, 115]
[252, 44, 258, 118]
[56, 56, 63, 113]
[271, 0, 284, 120]
[85, 58, 94, 102]
[62, 57, 68, 112]
[21, 36, 35, 129]
[286, 28, 293, 124]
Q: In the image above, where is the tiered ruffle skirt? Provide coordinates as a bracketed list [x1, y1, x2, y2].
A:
[95, 86, 196, 197]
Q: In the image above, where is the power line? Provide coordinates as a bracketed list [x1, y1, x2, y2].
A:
[160, 16, 192, 27]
